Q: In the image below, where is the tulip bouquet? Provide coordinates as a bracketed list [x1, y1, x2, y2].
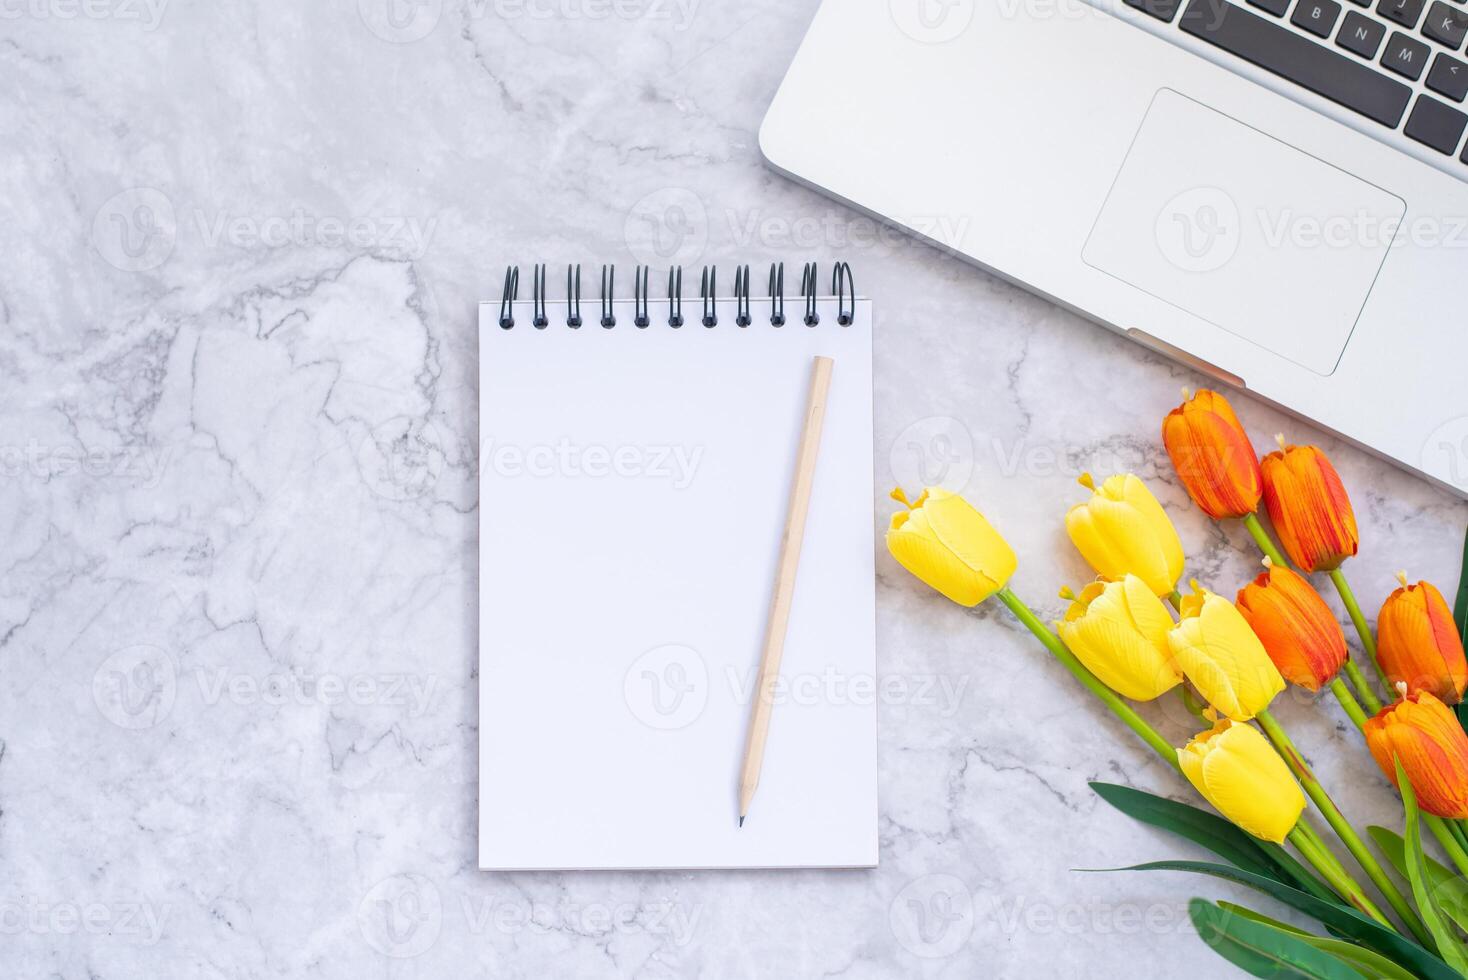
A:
[888, 389, 1468, 978]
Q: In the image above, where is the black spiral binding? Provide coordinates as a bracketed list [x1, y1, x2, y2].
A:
[734, 265, 751, 327]
[566, 264, 583, 328]
[668, 266, 684, 328]
[532, 264, 548, 328]
[633, 265, 650, 328]
[700, 266, 717, 328]
[769, 263, 786, 327]
[832, 262, 854, 326]
[498, 262, 855, 329]
[499, 266, 518, 329]
[800, 262, 820, 327]
[600, 264, 616, 328]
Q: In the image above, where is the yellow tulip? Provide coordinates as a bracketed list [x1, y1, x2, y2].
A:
[1169, 584, 1285, 721]
[1057, 575, 1181, 701]
[886, 487, 1017, 607]
[1065, 473, 1185, 598]
[1180, 718, 1305, 843]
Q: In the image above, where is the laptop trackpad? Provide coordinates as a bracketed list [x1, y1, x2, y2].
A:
[1082, 89, 1404, 376]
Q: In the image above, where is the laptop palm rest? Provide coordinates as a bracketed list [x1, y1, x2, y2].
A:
[1082, 89, 1405, 377]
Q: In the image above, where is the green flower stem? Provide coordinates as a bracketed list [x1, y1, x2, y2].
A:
[996, 588, 1179, 769]
[1243, 511, 1289, 568]
[1341, 660, 1384, 716]
[1256, 708, 1431, 947]
[1329, 567, 1387, 694]
[1168, 589, 1183, 611]
[1287, 825, 1393, 927]
[1329, 678, 1370, 729]
[1426, 816, 1468, 882]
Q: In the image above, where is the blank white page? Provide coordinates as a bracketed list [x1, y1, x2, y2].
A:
[478, 298, 876, 870]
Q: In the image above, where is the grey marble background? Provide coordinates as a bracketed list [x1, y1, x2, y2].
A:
[2, 0, 1466, 976]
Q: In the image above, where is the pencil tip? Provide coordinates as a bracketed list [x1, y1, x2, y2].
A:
[738, 816, 745, 828]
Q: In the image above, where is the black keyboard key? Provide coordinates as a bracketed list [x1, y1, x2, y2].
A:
[1405, 94, 1468, 150]
[1383, 30, 1432, 76]
[1423, 0, 1468, 45]
[1380, 0, 1425, 26]
[1339, 10, 1388, 55]
[1124, 0, 1186, 20]
[1249, 0, 1291, 14]
[1293, 0, 1343, 33]
[1428, 51, 1468, 99]
[1180, 0, 1413, 126]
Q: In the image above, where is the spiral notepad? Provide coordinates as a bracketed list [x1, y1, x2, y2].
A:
[479, 262, 877, 870]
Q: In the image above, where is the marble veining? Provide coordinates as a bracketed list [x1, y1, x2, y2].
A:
[2, 1, 1466, 977]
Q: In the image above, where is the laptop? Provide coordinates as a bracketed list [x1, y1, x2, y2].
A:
[762, 0, 1468, 498]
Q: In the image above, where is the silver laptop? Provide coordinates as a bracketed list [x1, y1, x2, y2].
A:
[762, 0, 1468, 497]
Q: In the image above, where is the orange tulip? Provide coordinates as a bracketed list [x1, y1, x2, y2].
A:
[1377, 574, 1468, 704]
[1364, 690, 1468, 819]
[1162, 389, 1262, 520]
[1259, 439, 1358, 573]
[1236, 561, 1347, 692]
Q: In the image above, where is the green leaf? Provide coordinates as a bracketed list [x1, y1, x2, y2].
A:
[1397, 758, 1468, 973]
[1369, 825, 1468, 935]
[1218, 903, 1420, 980]
[1094, 860, 1461, 980]
[1189, 900, 1366, 978]
[1089, 781, 1327, 895]
[1455, 525, 1468, 654]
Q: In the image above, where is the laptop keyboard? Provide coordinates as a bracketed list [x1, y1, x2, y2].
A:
[1127, 0, 1468, 159]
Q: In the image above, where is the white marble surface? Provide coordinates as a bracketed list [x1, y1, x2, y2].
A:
[2, 1, 1466, 977]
